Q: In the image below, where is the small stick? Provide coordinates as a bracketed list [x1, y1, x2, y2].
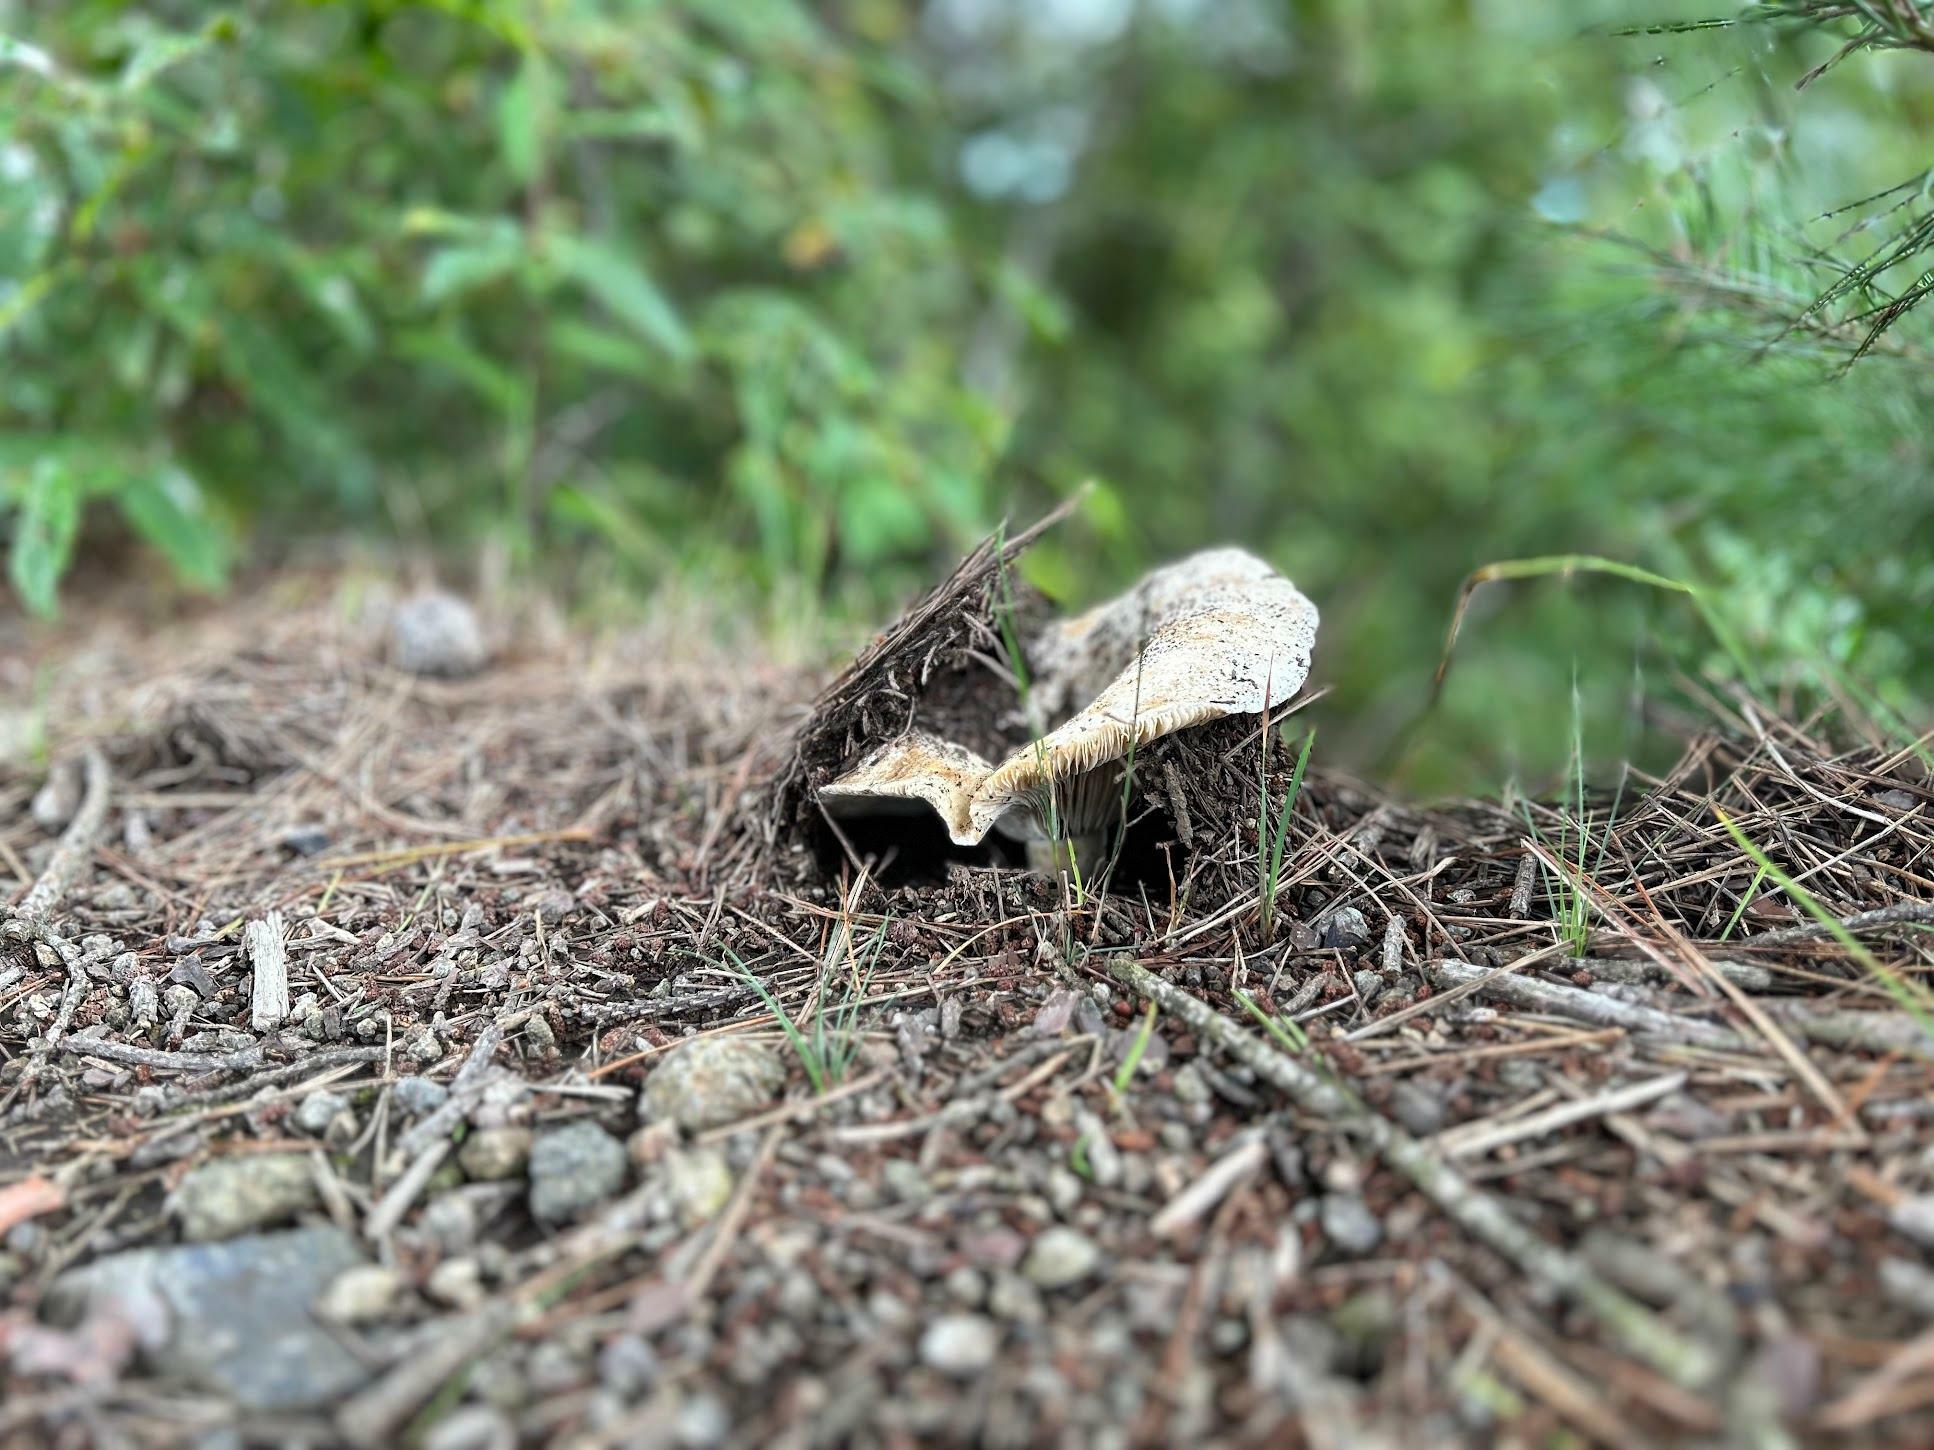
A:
[59, 1038, 264, 1073]
[1380, 915, 1406, 976]
[8, 748, 110, 930]
[0, 750, 111, 1117]
[247, 909, 290, 1032]
[1732, 898, 1934, 950]
[1426, 960, 1743, 1048]
[1149, 1134, 1266, 1238]
[1107, 956, 1722, 1389]
[364, 1140, 452, 1241]
[1433, 1072, 1687, 1159]
[1509, 850, 1539, 920]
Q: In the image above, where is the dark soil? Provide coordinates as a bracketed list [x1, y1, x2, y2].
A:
[3, 565, 1933, 1448]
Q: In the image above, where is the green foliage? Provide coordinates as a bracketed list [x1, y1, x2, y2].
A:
[2, 2, 1928, 792]
[3, 1, 997, 611]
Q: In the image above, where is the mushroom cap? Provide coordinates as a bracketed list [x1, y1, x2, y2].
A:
[967, 549, 1317, 840]
[816, 731, 992, 845]
[815, 548, 1318, 848]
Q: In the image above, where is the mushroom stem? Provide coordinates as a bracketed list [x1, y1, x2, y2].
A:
[1025, 832, 1107, 880]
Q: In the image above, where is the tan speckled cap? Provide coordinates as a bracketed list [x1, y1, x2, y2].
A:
[816, 548, 1319, 849]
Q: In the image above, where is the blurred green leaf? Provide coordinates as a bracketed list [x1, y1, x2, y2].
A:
[551, 234, 693, 361]
[498, 50, 556, 186]
[116, 465, 229, 591]
[8, 457, 82, 617]
[423, 237, 524, 306]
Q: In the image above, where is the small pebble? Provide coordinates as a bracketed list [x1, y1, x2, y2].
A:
[599, 1333, 661, 1399]
[30, 763, 80, 831]
[391, 590, 488, 677]
[664, 1148, 735, 1227]
[317, 1264, 404, 1324]
[460, 1126, 534, 1182]
[1892, 1195, 1934, 1248]
[172, 1155, 319, 1240]
[528, 1121, 628, 1224]
[418, 1193, 480, 1253]
[919, 1314, 1000, 1377]
[676, 1393, 730, 1447]
[1320, 1193, 1384, 1255]
[988, 1272, 1044, 1324]
[294, 1091, 348, 1137]
[641, 1036, 785, 1133]
[1318, 906, 1371, 951]
[1389, 1080, 1444, 1136]
[944, 1266, 986, 1306]
[1023, 1226, 1101, 1290]
[393, 1076, 449, 1117]
[428, 1257, 487, 1309]
[423, 1405, 516, 1450]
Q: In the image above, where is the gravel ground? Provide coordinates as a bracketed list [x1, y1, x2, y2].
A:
[2, 566, 1933, 1448]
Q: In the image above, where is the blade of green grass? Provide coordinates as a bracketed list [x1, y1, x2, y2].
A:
[1434, 554, 1760, 696]
[1716, 809, 1934, 1038]
[1113, 1002, 1158, 1092]
[1233, 988, 1308, 1055]
[1258, 726, 1315, 941]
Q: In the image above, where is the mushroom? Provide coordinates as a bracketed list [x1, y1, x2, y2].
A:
[815, 548, 1318, 873]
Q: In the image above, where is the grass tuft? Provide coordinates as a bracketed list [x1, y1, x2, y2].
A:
[724, 915, 888, 1095]
[1257, 725, 1315, 942]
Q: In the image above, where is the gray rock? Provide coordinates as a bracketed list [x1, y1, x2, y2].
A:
[529, 1121, 628, 1224]
[391, 590, 488, 678]
[1023, 1226, 1101, 1290]
[31, 762, 80, 831]
[1320, 1193, 1383, 1255]
[882, 1158, 928, 1203]
[1352, 970, 1383, 1006]
[598, 1333, 661, 1398]
[987, 1272, 1044, 1324]
[418, 1193, 480, 1252]
[664, 1147, 734, 1227]
[1881, 1256, 1934, 1316]
[1319, 906, 1371, 952]
[293, 1090, 348, 1136]
[641, 1036, 785, 1133]
[1389, 1080, 1445, 1136]
[45, 1227, 369, 1410]
[172, 1154, 318, 1240]
[677, 1395, 730, 1448]
[1894, 1194, 1934, 1248]
[943, 1266, 986, 1306]
[393, 1075, 450, 1116]
[427, 1257, 486, 1309]
[404, 1029, 444, 1068]
[459, 1125, 533, 1181]
[919, 1314, 1000, 1376]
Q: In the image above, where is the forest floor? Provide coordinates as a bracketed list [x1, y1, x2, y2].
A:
[2, 566, 1933, 1449]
